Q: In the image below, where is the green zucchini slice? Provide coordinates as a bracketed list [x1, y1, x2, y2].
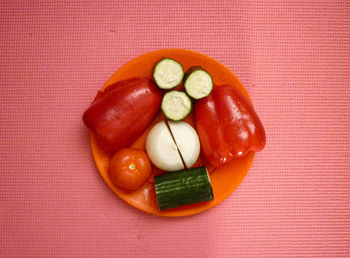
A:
[153, 58, 184, 89]
[161, 90, 192, 121]
[184, 66, 213, 100]
[154, 166, 214, 211]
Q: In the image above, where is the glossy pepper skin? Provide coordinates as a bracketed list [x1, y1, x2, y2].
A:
[194, 84, 266, 168]
[83, 77, 162, 152]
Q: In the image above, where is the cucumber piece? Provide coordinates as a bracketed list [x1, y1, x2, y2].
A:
[161, 90, 192, 121]
[154, 166, 214, 211]
[153, 58, 184, 89]
[184, 66, 213, 100]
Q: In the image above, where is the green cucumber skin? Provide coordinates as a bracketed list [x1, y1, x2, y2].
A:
[183, 66, 204, 81]
[161, 90, 192, 121]
[162, 110, 191, 122]
[153, 58, 184, 89]
[154, 166, 214, 211]
[184, 66, 214, 100]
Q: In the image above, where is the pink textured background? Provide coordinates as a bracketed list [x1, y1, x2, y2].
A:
[1, 0, 349, 257]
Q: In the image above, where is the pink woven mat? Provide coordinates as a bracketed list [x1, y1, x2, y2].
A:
[1, 1, 349, 257]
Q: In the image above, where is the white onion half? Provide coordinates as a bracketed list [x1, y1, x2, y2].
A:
[168, 121, 200, 169]
[145, 121, 200, 172]
[146, 121, 184, 172]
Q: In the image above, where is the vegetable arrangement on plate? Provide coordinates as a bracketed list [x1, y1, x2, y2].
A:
[83, 50, 266, 216]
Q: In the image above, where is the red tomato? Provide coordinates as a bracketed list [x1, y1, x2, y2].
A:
[109, 148, 152, 191]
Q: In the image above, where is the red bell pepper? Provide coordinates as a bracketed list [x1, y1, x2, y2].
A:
[194, 84, 266, 168]
[83, 77, 162, 152]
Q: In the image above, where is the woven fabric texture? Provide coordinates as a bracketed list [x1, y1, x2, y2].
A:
[1, 1, 349, 257]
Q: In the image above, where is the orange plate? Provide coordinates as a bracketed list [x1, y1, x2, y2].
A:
[90, 49, 255, 217]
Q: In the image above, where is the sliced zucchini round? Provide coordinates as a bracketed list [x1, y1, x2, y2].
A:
[184, 66, 213, 100]
[161, 90, 192, 121]
[153, 58, 184, 89]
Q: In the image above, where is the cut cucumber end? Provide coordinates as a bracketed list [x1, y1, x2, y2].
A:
[184, 67, 213, 100]
[161, 90, 192, 121]
[153, 58, 184, 89]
